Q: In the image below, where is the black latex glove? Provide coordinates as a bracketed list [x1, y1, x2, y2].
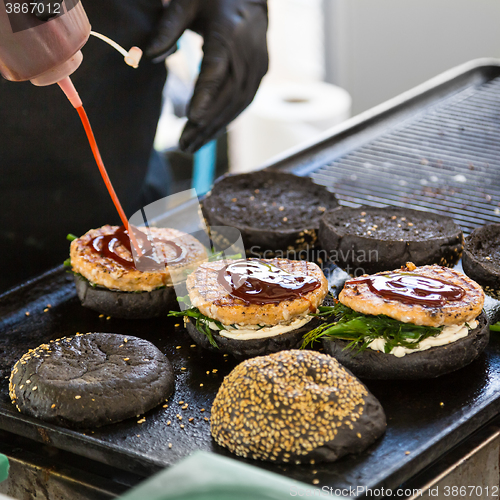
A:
[146, 0, 268, 153]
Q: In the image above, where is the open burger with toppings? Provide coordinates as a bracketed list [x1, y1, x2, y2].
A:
[304, 262, 489, 379]
[170, 258, 329, 359]
[68, 225, 206, 319]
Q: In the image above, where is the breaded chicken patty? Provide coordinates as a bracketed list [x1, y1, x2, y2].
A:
[340, 263, 484, 327]
[187, 258, 329, 326]
[71, 225, 207, 292]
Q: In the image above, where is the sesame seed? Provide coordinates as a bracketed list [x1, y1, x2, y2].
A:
[51, 404, 56, 409]
[175, 324, 180, 327]
[137, 418, 146, 424]
[182, 404, 188, 410]
[180, 424, 185, 429]
[190, 344, 196, 348]
[75, 395, 81, 399]
[106, 316, 111, 320]
[124, 338, 128, 343]
[405, 451, 410, 455]
[313, 479, 319, 485]
[176, 346, 182, 350]
[99, 314, 104, 318]
[282, 217, 288, 222]
[181, 367, 187, 371]
[168, 443, 172, 448]
[163, 404, 168, 408]
[167, 421, 171, 426]
[200, 408, 205, 412]
[43, 308, 49, 313]
[32, 386, 37, 391]
[189, 417, 194, 422]
[25, 312, 30, 316]
[123, 358, 130, 361]
[200, 383, 204, 387]
[178, 401, 184, 405]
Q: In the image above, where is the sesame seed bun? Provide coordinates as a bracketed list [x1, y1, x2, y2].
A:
[211, 350, 386, 463]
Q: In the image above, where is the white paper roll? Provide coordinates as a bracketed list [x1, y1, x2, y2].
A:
[229, 81, 351, 173]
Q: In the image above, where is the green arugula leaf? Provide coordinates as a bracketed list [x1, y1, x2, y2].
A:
[169, 307, 225, 349]
[491, 321, 500, 332]
[302, 301, 443, 354]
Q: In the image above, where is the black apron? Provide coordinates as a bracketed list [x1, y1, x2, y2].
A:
[0, 0, 167, 290]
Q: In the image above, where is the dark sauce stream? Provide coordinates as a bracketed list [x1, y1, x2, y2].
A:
[88, 225, 185, 270]
[347, 273, 465, 306]
[218, 260, 321, 305]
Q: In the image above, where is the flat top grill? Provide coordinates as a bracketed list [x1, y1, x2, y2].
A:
[310, 72, 500, 234]
[1, 60, 500, 497]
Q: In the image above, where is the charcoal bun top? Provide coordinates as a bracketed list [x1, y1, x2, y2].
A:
[202, 172, 338, 253]
[319, 206, 463, 273]
[211, 350, 386, 463]
[462, 223, 500, 299]
[9, 333, 174, 429]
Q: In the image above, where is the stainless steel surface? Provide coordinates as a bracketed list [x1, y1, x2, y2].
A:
[404, 420, 500, 499]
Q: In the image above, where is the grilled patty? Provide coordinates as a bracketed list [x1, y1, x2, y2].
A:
[187, 259, 329, 326]
[71, 225, 206, 292]
[339, 263, 484, 327]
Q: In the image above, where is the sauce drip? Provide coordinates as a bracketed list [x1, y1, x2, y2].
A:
[347, 273, 465, 306]
[88, 225, 186, 270]
[218, 260, 321, 305]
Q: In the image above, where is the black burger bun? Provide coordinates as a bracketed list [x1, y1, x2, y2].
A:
[9, 333, 174, 429]
[462, 224, 500, 300]
[319, 207, 463, 274]
[211, 350, 386, 463]
[185, 315, 323, 360]
[74, 275, 179, 319]
[202, 172, 338, 255]
[321, 312, 489, 380]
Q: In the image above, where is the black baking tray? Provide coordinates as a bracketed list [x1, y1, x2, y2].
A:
[1, 59, 500, 496]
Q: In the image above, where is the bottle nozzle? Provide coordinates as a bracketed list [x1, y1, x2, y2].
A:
[58, 76, 82, 108]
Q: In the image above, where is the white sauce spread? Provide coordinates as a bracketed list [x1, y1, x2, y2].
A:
[368, 319, 479, 358]
[212, 314, 314, 340]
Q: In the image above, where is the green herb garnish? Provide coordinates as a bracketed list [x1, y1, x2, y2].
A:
[169, 305, 224, 349]
[66, 233, 78, 242]
[302, 301, 443, 354]
[491, 321, 500, 332]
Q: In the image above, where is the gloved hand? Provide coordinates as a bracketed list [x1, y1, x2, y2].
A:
[146, 0, 268, 154]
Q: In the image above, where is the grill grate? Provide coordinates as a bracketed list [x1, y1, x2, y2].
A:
[310, 76, 500, 234]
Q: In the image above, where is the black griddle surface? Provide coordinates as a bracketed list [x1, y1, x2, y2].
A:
[0, 266, 499, 495]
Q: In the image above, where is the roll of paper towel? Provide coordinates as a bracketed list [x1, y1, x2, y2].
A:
[229, 81, 351, 173]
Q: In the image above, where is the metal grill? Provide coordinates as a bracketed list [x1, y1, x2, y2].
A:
[311, 76, 500, 234]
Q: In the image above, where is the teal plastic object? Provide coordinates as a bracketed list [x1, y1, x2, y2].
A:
[117, 451, 338, 500]
[192, 140, 217, 196]
[0, 454, 8, 483]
